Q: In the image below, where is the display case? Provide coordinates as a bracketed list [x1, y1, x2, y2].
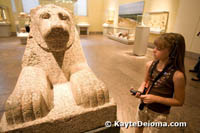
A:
[103, 24, 135, 45]
[0, 5, 11, 37]
[15, 12, 30, 44]
[141, 11, 169, 34]
[0, 6, 10, 23]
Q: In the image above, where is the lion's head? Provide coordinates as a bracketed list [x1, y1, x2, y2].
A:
[30, 4, 75, 52]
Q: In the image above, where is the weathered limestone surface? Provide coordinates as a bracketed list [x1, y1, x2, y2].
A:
[0, 4, 116, 132]
[1, 83, 116, 133]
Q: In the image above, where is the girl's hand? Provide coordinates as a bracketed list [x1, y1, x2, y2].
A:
[140, 94, 157, 104]
[135, 91, 142, 98]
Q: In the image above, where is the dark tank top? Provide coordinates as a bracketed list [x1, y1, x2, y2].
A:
[147, 61, 176, 114]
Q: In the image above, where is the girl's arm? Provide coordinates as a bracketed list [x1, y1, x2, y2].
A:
[137, 61, 153, 93]
[140, 70, 185, 106]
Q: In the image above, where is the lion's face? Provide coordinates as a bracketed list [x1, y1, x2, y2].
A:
[33, 5, 74, 52]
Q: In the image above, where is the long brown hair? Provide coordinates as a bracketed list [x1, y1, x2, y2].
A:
[155, 33, 186, 80]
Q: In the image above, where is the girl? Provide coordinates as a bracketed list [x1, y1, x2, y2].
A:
[135, 33, 186, 133]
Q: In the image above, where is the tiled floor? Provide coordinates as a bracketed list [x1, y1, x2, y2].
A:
[0, 35, 199, 133]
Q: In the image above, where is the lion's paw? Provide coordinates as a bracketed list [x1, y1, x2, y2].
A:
[5, 88, 49, 125]
[5, 67, 53, 125]
[70, 70, 109, 108]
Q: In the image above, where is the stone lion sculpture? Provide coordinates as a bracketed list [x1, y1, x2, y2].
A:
[5, 4, 109, 125]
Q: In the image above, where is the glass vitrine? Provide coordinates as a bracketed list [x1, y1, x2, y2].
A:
[140, 11, 169, 34]
[0, 5, 11, 37]
[103, 25, 135, 45]
[0, 6, 10, 24]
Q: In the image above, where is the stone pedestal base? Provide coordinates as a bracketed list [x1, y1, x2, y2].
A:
[85, 124, 120, 133]
[19, 37, 27, 45]
[0, 23, 11, 37]
[17, 32, 28, 45]
[0, 83, 117, 133]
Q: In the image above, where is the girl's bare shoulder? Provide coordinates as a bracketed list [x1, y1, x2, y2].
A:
[173, 70, 185, 82]
[146, 60, 153, 69]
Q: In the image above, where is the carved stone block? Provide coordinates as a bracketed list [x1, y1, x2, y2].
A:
[0, 4, 116, 132]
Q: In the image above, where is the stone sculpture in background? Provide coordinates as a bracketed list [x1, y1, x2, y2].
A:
[0, 4, 116, 133]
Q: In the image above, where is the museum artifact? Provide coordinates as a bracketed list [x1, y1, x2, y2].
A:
[15, 12, 30, 44]
[103, 17, 136, 44]
[103, 26, 135, 45]
[0, 4, 116, 133]
[145, 11, 169, 34]
[0, 5, 11, 37]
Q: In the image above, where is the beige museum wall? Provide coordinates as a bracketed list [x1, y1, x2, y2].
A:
[143, 0, 180, 43]
[103, 0, 119, 27]
[1, 0, 199, 54]
[114, 0, 180, 43]
[0, 0, 22, 32]
[0, 0, 179, 34]
[118, 0, 180, 32]
[117, 0, 180, 33]
[143, 0, 180, 33]
[174, 0, 200, 54]
[0, 0, 105, 33]
[0, 0, 24, 32]
[76, 0, 104, 33]
[111, 0, 200, 54]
